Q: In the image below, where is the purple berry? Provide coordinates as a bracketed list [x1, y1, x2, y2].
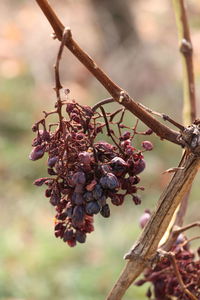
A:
[48, 156, 58, 167]
[139, 210, 151, 228]
[142, 141, 153, 151]
[144, 128, 153, 135]
[100, 173, 119, 190]
[84, 191, 94, 202]
[29, 145, 45, 161]
[110, 194, 124, 206]
[78, 151, 91, 164]
[72, 205, 85, 227]
[63, 229, 74, 242]
[110, 157, 127, 176]
[48, 168, 57, 175]
[74, 193, 84, 205]
[66, 206, 73, 218]
[133, 159, 146, 175]
[45, 189, 52, 198]
[50, 190, 61, 206]
[32, 124, 38, 132]
[92, 184, 103, 200]
[97, 195, 107, 207]
[120, 131, 131, 140]
[76, 230, 86, 243]
[72, 171, 86, 185]
[86, 201, 100, 215]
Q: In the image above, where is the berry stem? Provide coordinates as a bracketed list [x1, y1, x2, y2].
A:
[99, 105, 125, 155]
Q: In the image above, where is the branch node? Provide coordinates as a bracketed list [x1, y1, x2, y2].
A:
[63, 26, 72, 39]
[180, 38, 193, 55]
[118, 91, 129, 104]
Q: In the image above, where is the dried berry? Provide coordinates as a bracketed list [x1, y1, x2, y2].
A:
[72, 205, 85, 227]
[78, 151, 91, 164]
[142, 141, 153, 151]
[48, 156, 58, 167]
[139, 210, 151, 228]
[132, 195, 141, 205]
[76, 230, 86, 243]
[100, 173, 120, 190]
[72, 171, 86, 186]
[30, 99, 152, 247]
[29, 145, 45, 161]
[86, 201, 101, 215]
[100, 204, 110, 218]
[133, 159, 146, 175]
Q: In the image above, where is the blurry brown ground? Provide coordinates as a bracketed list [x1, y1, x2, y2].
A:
[0, 1, 200, 300]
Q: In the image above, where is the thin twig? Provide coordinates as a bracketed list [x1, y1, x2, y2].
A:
[99, 106, 124, 155]
[92, 97, 114, 112]
[54, 28, 70, 126]
[168, 252, 198, 300]
[138, 103, 185, 131]
[162, 221, 200, 251]
[182, 235, 200, 247]
[174, 221, 200, 235]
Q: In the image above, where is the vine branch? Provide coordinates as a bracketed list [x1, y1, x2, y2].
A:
[172, 0, 196, 125]
[161, 0, 197, 252]
[35, 0, 182, 147]
[106, 150, 200, 300]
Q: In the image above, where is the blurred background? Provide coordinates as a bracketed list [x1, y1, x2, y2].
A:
[0, 0, 200, 299]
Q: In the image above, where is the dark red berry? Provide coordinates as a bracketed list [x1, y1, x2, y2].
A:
[110, 194, 124, 206]
[63, 229, 74, 242]
[120, 131, 131, 140]
[132, 195, 141, 205]
[78, 151, 91, 164]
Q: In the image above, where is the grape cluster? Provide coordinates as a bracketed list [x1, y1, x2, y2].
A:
[136, 237, 200, 299]
[29, 100, 153, 247]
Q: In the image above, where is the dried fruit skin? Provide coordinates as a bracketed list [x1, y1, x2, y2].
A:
[139, 210, 151, 228]
[30, 100, 152, 246]
[29, 145, 45, 161]
[142, 140, 153, 151]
